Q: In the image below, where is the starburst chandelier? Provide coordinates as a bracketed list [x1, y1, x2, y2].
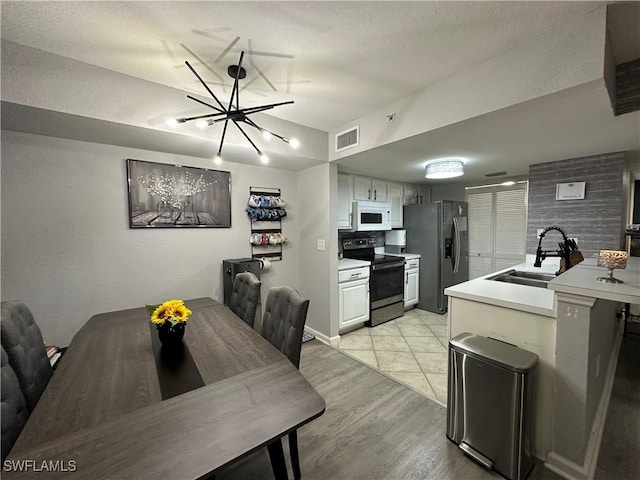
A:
[172, 51, 299, 165]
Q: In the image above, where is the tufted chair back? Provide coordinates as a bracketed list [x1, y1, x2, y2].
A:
[1, 301, 52, 412]
[260, 286, 309, 369]
[229, 272, 262, 329]
[1, 345, 29, 462]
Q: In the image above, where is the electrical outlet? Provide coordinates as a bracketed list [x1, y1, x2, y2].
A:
[317, 239, 325, 251]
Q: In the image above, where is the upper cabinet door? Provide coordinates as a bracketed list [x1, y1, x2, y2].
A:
[403, 184, 418, 205]
[353, 176, 373, 201]
[416, 186, 429, 204]
[337, 174, 354, 229]
[387, 182, 403, 228]
[371, 179, 387, 202]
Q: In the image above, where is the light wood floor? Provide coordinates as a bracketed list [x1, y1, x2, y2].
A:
[217, 340, 570, 480]
[218, 334, 639, 479]
[595, 332, 640, 479]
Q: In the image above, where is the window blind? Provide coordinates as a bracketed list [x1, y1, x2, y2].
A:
[466, 183, 528, 279]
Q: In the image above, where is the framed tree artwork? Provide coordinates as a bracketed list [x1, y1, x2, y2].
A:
[126, 159, 231, 228]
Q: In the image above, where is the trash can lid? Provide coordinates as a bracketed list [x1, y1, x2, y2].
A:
[449, 332, 538, 373]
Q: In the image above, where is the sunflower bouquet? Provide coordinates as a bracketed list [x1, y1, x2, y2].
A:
[146, 299, 192, 326]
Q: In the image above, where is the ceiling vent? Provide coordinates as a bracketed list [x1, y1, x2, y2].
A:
[485, 171, 508, 177]
[335, 126, 359, 152]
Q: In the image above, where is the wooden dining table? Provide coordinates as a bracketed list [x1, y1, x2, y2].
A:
[4, 297, 325, 479]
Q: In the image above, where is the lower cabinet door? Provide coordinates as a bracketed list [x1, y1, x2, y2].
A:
[339, 279, 370, 329]
[405, 268, 419, 307]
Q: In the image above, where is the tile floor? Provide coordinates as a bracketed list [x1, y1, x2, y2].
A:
[337, 308, 449, 405]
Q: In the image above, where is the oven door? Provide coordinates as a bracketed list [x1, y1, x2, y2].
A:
[370, 261, 405, 309]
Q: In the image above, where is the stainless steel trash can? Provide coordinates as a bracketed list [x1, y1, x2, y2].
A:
[222, 258, 261, 306]
[446, 332, 538, 480]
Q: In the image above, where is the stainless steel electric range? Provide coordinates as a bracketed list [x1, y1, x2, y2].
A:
[342, 237, 405, 327]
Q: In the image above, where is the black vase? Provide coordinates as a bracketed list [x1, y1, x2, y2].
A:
[157, 322, 185, 346]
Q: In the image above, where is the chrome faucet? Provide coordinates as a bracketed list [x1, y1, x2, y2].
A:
[534, 225, 572, 275]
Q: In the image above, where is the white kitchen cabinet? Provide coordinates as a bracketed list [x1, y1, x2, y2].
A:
[337, 173, 353, 229]
[416, 186, 429, 204]
[403, 184, 418, 205]
[387, 182, 404, 228]
[404, 258, 419, 308]
[404, 184, 429, 204]
[354, 176, 387, 202]
[353, 176, 372, 201]
[371, 179, 387, 202]
[339, 266, 370, 330]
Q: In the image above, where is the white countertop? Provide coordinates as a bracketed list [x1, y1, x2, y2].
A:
[445, 255, 640, 317]
[548, 257, 640, 304]
[444, 260, 558, 317]
[338, 258, 371, 270]
[384, 252, 421, 260]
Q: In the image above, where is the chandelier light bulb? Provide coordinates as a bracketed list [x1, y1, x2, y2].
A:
[173, 52, 296, 165]
[213, 154, 222, 165]
[166, 118, 179, 128]
[289, 138, 300, 149]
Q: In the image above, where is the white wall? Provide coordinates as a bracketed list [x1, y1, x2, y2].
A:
[296, 163, 337, 340]
[1, 40, 329, 169]
[329, 6, 606, 160]
[430, 184, 466, 202]
[1, 130, 303, 345]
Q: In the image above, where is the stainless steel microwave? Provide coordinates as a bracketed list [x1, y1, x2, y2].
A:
[352, 201, 392, 232]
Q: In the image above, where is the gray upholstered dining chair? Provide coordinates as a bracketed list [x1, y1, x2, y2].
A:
[1, 345, 30, 462]
[229, 272, 262, 329]
[260, 286, 310, 479]
[1, 301, 53, 412]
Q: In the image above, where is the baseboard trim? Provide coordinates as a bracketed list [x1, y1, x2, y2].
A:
[544, 320, 624, 480]
[545, 453, 588, 480]
[304, 326, 339, 347]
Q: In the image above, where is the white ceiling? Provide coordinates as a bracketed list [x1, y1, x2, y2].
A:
[1, 1, 639, 184]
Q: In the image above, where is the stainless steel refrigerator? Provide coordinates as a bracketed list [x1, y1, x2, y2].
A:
[404, 200, 468, 313]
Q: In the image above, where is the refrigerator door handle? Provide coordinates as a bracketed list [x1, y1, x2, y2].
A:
[453, 217, 461, 274]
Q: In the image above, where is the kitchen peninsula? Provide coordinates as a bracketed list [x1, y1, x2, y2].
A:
[444, 257, 640, 480]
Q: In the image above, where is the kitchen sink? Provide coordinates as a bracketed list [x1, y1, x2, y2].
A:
[507, 270, 556, 282]
[487, 269, 556, 289]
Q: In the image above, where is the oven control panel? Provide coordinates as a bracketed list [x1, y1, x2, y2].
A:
[343, 237, 376, 250]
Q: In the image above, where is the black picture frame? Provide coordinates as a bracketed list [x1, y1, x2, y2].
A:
[126, 159, 231, 228]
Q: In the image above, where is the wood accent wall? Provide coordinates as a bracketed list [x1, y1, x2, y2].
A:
[616, 58, 640, 116]
[527, 152, 625, 259]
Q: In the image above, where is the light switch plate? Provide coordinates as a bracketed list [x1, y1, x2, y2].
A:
[317, 239, 325, 251]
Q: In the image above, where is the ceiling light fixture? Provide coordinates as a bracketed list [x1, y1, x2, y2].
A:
[425, 158, 465, 179]
[173, 50, 299, 163]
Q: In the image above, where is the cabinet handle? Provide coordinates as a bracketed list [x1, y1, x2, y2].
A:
[350, 273, 361, 278]
[406, 272, 408, 284]
[374, 190, 377, 201]
[368, 189, 371, 200]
